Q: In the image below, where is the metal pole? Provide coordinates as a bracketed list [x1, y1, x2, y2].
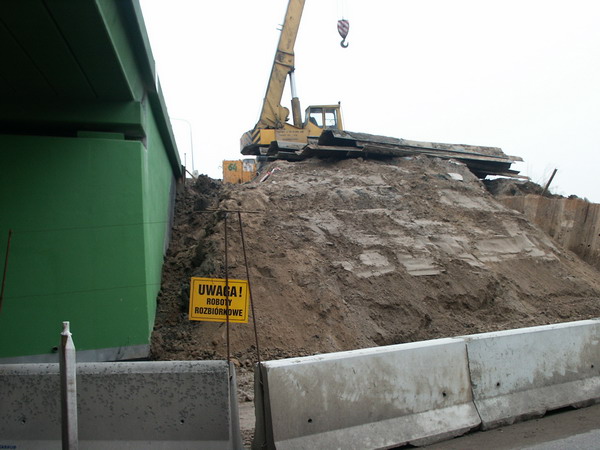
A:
[59, 321, 78, 450]
[0, 229, 13, 313]
[541, 168, 558, 197]
[171, 118, 195, 173]
[224, 214, 230, 364]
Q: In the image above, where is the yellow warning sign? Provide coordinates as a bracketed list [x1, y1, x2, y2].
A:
[189, 277, 249, 323]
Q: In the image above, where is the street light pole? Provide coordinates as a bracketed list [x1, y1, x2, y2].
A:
[170, 117, 195, 173]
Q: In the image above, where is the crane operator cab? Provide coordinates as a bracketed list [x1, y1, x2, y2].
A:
[305, 104, 343, 136]
[304, 105, 343, 134]
[240, 103, 344, 155]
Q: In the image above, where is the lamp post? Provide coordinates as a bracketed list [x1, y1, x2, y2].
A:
[170, 117, 195, 173]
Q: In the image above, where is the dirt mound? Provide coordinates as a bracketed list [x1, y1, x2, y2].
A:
[484, 178, 551, 197]
[151, 157, 600, 366]
[151, 175, 224, 359]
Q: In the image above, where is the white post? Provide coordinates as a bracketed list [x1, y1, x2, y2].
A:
[59, 321, 78, 450]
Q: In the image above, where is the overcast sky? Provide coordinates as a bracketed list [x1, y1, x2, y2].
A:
[140, 0, 600, 202]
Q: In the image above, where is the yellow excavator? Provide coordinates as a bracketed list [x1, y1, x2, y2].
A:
[240, 0, 343, 157]
[240, 0, 521, 179]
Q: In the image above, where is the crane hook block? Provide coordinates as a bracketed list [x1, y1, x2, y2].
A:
[337, 19, 349, 48]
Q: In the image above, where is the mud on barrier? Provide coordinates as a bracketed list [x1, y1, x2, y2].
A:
[254, 338, 480, 449]
[254, 319, 600, 449]
[464, 319, 600, 430]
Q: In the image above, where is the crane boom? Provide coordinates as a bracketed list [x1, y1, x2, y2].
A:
[234, 2, 521, 181]
[240, 0, 344, 156]
[256, 0, 305, 129]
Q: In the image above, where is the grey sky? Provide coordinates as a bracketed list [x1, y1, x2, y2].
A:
[140, 0, 600, 202]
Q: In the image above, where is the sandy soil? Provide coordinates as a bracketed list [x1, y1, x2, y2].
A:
[150, 156, 600, 447]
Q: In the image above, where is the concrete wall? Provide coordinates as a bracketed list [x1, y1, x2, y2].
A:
[0, 360, 241, 449]
[499, 195, 600, 270]
[254, 319, 600, 449]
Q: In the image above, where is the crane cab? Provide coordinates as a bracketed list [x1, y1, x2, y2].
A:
[241, 103, 344, 155]
[304, 104, 344, 136]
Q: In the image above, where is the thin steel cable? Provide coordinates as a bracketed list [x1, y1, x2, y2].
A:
[237, 211, 262, 365]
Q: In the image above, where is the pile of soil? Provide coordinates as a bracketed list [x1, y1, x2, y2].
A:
[484, 178, 550, 197]
[152, 157, 600, 445]
[152, 156, 600, 363]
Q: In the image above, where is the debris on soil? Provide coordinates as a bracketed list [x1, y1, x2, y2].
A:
[152, 157, 600, 365]
[151, 157, 600, 447]
[484, 178, 553, 197]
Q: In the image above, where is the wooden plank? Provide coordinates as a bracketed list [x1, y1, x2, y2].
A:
[361, 144, 517, 165]
[322, 129, 518, 161]
[360, 142, 514, 163]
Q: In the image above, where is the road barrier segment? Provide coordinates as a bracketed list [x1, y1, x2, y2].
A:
[255, 319, 600, 448]
[464, 319, 600, 430]
[253, 338, 480, 449]
[4, 321, 598, 448]
[0, 360, 242, 449]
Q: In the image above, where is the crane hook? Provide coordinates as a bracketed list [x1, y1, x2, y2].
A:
[337, 19, 349, 49]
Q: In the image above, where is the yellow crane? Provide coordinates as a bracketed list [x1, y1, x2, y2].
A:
[240, 0, 343, 157]
[238, 0, 521, 180]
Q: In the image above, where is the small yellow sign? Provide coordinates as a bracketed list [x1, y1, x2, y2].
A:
[189, 277, 249, 323]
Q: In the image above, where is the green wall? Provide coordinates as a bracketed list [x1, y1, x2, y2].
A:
[142, 107, 176, 324]
[0, 0, 181, 361]
[0, 128, 173, 359]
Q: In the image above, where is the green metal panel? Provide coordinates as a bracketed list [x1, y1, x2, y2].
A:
[0, 135, 155, 358]
[96, 0, 146, 101]
[0, 100, 146, 138]
[0, 20, 53, 98]
[0, 0, 95, 99]
[141, 105, 176, 333]
[0, 0, 181, 175]
[0, 0, 181, 360]
[0, 0, 150, 102]
[44, 0, 134, 100]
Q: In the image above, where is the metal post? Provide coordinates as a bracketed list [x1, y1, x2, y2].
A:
[541, 168, 558, 197]
[59, 321, 78, 450]
[171, 118, 195, 173]
[224, 214, 231, 364]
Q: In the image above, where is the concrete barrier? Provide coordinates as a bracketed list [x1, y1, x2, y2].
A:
[0, 360, 242, 449]
[465, 319, 600, 429]
[253, 338, 480, 449]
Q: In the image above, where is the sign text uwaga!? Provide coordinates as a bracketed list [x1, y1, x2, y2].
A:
[189, 277, 249, 323]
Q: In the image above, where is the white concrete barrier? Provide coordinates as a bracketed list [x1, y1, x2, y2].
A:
[254, 338, 480, 449]
[0, 360, 242, 449]
[465, 319, 600, 429]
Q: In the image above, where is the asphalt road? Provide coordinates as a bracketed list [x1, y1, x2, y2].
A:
[425, 403, 600, 450]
